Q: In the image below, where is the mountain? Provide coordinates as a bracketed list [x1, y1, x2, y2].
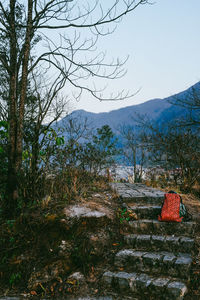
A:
[56, 81, 200, 132]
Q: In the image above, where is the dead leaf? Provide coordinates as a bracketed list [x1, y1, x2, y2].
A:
[46, 215, 56, 221]
[30, 291, 37, 295]
[66, 279, 76, 285]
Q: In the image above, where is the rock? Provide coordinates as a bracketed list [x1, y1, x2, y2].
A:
[180, 237, 194, 252]
[102, 271, 137, 291]
[151, 235, 165, 249]
[114, 272, 133, 290]
[93, 194, 102, 198]
[102, 270, 189, 299]
[175, 256, 192, 277]
[150, 277, 170, 296]
[0, 298, 21, 300]
[162, 254, 176, 276]
[64, 205, 106, 219]
[143, 253, 163, 273]
[67, 272, 85, 285]
[167, 281, 188, 299]
[136, 234, 151, 248]
[63, 205, 111, 229]
[0, 296, 113, 300]
[115, 250, 146, 270]
[66, 271, 88, 295]
[102, 271, 114, 286]
[134, 273, 152, 291]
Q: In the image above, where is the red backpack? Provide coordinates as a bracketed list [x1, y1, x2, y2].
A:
[158, 192, 183, 222]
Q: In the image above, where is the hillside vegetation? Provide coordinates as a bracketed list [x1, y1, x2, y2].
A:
[0, 1, 200, 298]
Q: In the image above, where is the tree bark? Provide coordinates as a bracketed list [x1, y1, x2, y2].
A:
[6, 0, 33, 216]
[6, 0, 18, 215]
[16, 0, 33, 170]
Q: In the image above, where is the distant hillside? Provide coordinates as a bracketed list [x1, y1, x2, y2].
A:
[56, 81, 200, 132]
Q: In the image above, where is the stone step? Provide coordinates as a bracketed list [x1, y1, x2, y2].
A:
[110, 183, 164, 205]
[124, 234, 195, 253]
[123, 195, 164, 205]
[0, 296, 114, 300]
[102, 271, 188, 300]
[127, 219, 196, 236]
[68, 296, 133, 300]
[129, 205, 161, 219]
[114, 250, 192, 279]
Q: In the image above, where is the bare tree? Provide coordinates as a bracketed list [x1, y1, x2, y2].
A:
[170, 83, 200, 128]
[119, 124, 146, 182]
[136, 115, 200, 191]
[23, 72, 69, 195]
[51, 113, 92, 171]
[0, 0, 149, 214]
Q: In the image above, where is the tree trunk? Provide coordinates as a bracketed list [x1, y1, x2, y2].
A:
[30, 125, 40, 200]
[133, 146, 137, 183]
[6, 0, 33, 216]
[16, 0, 33, 170]
[6, 0, 19, 216]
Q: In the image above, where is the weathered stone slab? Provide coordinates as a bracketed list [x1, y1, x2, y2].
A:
[180, 237, 194, 252]
[108, 182, 193, 298]
[130, 205, 161, 219]
[165, 236, 180, 251]
[102, 271, 114, 285]
[175, 256, 192, 278]
[152, 220, 196, 236]
[136, 234, 151, 248]
[134, 273, 152, 291]
[102, 271, 188, 299]
[76, 297, 113, 300]
[115, 249, 192, 278]
[115, 250, 146, 269]
[143, 253, 163, 265]
[151, 235, 165, 249]
[114, 272, 136, 290]
[102, 271, 137, 292]
[0, 298, 21, 300]
[167, 281, 188, 299]
[150, 277, 170, 295]
[128, 219, 196, 236]
[110, 183, 164, 204]
[162, 254, 177, 276]
[124, 234, 138, 247]
[64, 205, 106, 219]
[143, 253, 163, 273]
[125, 233, 195, 253]
[62, 204, 111, 228]
[127, 220, 140, 231]
[115, 250, 134, 267]
[163, 254, 176, 264]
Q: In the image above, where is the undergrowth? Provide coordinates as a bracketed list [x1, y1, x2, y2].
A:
[0, 167, 118, 297]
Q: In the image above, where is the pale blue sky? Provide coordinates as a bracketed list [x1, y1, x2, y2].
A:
[69, 0, 200, 113]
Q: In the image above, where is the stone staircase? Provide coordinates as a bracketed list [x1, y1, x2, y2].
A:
[102, 183, 196, 300]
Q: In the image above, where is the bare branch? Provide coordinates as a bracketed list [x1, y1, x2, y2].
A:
[33, 0, 149, 31]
